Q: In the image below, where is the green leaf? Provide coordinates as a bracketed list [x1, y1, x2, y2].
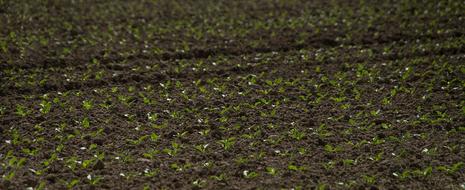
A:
[67, 179, 80, 189]
[150, 133, 159, 141]
[83, 100, 93, 110]
[266, 167, 277, 175]
[82, 117, 90, 128]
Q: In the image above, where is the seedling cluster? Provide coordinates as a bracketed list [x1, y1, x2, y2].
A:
[1, 0, 464, 189]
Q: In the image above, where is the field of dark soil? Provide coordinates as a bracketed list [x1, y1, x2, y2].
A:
[1, 0, 465, 189]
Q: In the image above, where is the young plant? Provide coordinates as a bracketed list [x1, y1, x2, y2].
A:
[266, 167, 277, 175]
[289, 128, 305, 140]
[83, 100, 93, 110]
[218, 137, 235, 150]
[15, 104, 29, 117]
[242, 170, 258, 179]
[39, 100, 52, 114]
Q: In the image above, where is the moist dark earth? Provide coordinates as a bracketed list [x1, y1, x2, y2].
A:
[1, 0, 465, 189]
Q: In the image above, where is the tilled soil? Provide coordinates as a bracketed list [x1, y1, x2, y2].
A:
[1, 0, 465, 189]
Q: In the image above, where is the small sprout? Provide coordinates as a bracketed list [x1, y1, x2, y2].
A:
[324, 144, 341, 153]
[199, 129, 210, 136]
[39, 100, 52, 114]
[82, 117, 90, 128]
[242, 170, 258, 179]
[83, 100, 93, 110]
[362, 175, 376, 185]
[323, 161, 335, 170]
[87, 174, 102, 185]
[66, 179, 80, 189]
[330, 96, 346, 103]
[143, 149, 159, 159]
[163, 142, 180, 156]
[266, 167, 277, 175]
[289, 128, 305, 140]
[0, 106, 6, 116]
[194, 144, 209, 153]
[316, 183, 327, 190]
[82, 159, 93, 169]
[192, 179, 206, 188]
[3, 171, 16, 181]
[416, 166, 433, 176]
[373, 152, 383, 161]
[380, 123, 391, 129]
[370, 109, 380, 116]
[147, 112, 158, 122]
[15, 104, 29, 117]
[437, 162, 464, 174]
[36, 181, 46, 190]
[342, 159, 355, 166]
[150, 133, 159, 142]
[218, 137, 235, 150]
[210, 173, 226, 181]
[89, 143, 97, 150]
